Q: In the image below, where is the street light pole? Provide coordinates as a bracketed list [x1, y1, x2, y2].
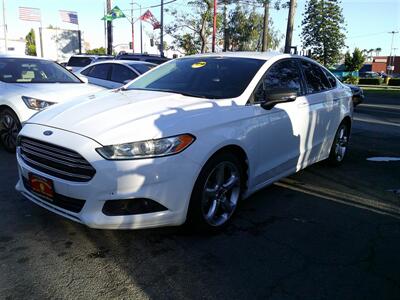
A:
[160, 0, 164, 57]
[131, 2, 134, 52]
[2, 0, 7, 53]
[106, 0, 113, 55]
[388, 31, 398, 75]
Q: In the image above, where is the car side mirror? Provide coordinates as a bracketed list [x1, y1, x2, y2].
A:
[261, 88, 297, 110]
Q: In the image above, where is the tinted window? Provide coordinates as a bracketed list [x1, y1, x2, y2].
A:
[67, 57, 93, 67]
[264, 59, 302, 94]
[130, 63, 155, 74]
[0, 58, 81, 83]
[110, 64, 137, 83]
[301, 60, 331, 93]
[127, 57, 265, 99]
[88, 64, 111, 80]
[81, 66, 93, 76]
[323, 69, 337, 88]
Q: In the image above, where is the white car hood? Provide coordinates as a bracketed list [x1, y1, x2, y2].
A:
[27, 89, 238, 146]
[14, 82, 104, 103]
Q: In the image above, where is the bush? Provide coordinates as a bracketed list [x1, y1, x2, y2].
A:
[388, 78, 400, 86]
[358, 78, 383, 85]
[343, 75, 359, 85]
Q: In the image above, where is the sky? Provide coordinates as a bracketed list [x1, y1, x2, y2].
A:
[1, 0, 399, 56]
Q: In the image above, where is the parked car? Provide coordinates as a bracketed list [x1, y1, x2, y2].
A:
[115, 52, 170, 65]
[15, 52, 352, 231]
[74, 60, 156, 89]
[0, 55, 105, 152]
[359, 71, 380, 79]
[66, 54, 114, 73]
[345, 84, 364, 106]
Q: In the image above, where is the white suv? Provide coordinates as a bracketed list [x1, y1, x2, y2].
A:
[15, 52, 353, 231]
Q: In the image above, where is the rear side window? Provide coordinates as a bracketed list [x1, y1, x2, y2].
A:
[264, 59, 302, 94]
[67, 57, 93, 67]
[110, 64, 137, 83]
[87, 64, 111, 80]
[301, 60, 331, 93]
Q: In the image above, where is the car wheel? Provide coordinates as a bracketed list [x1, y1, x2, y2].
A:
[187, 152, 244, 231]
[328, 122, 350, 165]
[0, 108, 21, 153]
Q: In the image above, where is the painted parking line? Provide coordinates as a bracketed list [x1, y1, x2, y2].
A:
[366, 157, 400, 162]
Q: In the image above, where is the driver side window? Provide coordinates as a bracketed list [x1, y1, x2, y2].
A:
[254, 59, 302, 103]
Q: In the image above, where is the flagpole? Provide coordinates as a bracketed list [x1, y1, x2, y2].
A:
[2, 0, 7, 53]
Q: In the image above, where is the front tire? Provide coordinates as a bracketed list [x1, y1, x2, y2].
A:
[0, 108, 21, 153]
[327, 122, 350, 165]
[187, 152, 244, 231]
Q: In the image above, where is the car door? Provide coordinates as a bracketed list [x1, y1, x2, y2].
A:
[83, 63, 112, 88]
[250, 58, 309, 187]
[299, 60, 340, 163]
[109, 64, 138, 89]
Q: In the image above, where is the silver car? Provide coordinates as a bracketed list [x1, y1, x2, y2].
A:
[75, 60, 156, 89]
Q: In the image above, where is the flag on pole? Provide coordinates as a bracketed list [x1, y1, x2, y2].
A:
[139, 10, 161, 30]
[19, 7, 41, 22]
[101, 6, 125, 21]
[59, 10, 79, 25]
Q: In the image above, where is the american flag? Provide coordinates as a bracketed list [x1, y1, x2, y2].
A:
[59, 10, 79, 25]
[19, 7, 41, 22]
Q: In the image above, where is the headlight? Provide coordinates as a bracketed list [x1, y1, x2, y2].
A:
[22, 96, 55, 110]
[96, 134, 195, 160]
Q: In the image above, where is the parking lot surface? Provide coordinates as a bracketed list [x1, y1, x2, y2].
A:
[1, 91, 399, 300]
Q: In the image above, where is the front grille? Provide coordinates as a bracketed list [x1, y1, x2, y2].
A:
[19, 136, 96, 182]
[22, 177, 86, 213]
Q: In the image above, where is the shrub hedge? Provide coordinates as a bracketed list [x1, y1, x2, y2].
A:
[388, 78, 400, 86]
[358, 78, 383, 85]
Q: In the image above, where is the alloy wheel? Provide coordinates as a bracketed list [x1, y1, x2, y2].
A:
[201, 161, 241, 227]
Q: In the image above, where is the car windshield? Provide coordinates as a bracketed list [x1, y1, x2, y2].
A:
[126, 57, 265, 99]
[67, 56, 93, 67]
[0, 58, 81, 84]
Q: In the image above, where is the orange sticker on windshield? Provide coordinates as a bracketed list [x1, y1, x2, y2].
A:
[191, 61, 206, 68]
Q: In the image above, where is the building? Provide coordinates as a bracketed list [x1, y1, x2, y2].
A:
[372, 56, 400, 74]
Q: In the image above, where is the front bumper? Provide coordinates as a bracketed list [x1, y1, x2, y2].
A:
[15, 124, 201, 229]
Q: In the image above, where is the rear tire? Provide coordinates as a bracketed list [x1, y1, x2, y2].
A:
[327, 122, 350, 166]
[0, 108, 21, 153]
[186, 152, 244, 232]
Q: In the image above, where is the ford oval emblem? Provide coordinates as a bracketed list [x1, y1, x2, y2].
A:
[43, 130, 53, 136]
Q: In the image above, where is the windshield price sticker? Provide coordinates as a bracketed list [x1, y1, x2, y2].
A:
[191, 61, 207, 69]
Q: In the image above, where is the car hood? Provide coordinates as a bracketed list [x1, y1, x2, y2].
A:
[14, 82, 105, 102]
[27, 89, 240, 145]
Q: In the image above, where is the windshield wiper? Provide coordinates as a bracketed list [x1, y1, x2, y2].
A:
[126, 87, 209, 99]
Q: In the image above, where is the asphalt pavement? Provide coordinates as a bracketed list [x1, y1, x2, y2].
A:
[0, 91, 399, 300]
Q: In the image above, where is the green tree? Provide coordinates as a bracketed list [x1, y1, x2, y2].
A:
[25, 29, 37, 56]
[344, 47, 365, 71]
[301, 0, 346, 66]
[166, 0, 215, 54]
[85, 47, 106, 55]
[226, 4, 281, 51]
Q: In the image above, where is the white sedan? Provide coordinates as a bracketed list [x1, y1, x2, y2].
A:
[15, 52, 353, 231]
[0, 55, 105, 152]
[75, 60, 156, 89]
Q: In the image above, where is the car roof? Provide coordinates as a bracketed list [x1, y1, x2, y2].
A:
[185, 51, 284, 61]
[70, 54, 114, 58]
[0, 54, 50, 61]
[79, 59, 156, 69]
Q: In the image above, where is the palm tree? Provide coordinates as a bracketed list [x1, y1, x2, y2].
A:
[375, 47, 382, 56]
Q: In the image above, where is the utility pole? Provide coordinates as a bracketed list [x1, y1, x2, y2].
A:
[106, 0, 113, 55]
[2, 0, 7, 52]
[131, 2, 134, 52]
[160, 0, 164, 57]
[284, 0, 296, 54]
[212, 0, 217, 52]
[388, 31, 398, 75]
[261, 0, 269, 52]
